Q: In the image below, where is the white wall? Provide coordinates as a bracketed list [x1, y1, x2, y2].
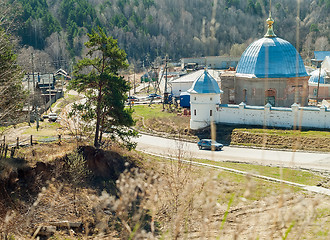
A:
[171, 82, 193, 97]
[190, 102, 330, 129]
[217, 103, 330, 129]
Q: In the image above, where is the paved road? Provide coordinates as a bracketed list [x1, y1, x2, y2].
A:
[135, 134, 330, 172]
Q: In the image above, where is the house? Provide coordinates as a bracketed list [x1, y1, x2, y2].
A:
[170, 69, 220, 98]
[181, 56, 240, 70]
[311, 51, 330, 67]
[308, 56, 330, 100]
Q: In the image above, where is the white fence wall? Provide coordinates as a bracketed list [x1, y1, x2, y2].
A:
[214, 103, 330, 129]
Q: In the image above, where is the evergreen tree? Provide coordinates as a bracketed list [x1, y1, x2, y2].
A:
[16, 0, 61, 49]
[69, 27, 137, 149]
[0, 28, 26, 125]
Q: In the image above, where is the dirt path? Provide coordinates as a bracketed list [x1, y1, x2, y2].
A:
[1, 125, 32, 144]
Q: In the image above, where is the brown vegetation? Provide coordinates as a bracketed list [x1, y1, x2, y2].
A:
[230, 130, 330, 152]
[1, 141, 330, 239]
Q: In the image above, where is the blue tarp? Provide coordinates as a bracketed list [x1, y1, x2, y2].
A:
[180, 92, 190, 108]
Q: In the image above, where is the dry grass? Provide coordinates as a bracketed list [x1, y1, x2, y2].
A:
[137, 154, 330, 239]
[231, 129, 330, 152]
[1, 142, 330, 239]
[16, 140, 82, 165]
[133, 104, 192, 139]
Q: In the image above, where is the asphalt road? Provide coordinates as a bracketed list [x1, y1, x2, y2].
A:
[135, 134, 330, 172]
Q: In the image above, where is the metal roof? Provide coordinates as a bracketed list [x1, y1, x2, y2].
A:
[188, 70, 222, 94]
[171, 69, 219, 83]
[322, 56, 330, 71]
[309, 68, 328, 84]
[314, 51, 330, 61]
[236, 37, 308, 78]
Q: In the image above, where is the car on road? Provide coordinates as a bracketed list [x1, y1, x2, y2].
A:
[147, 93, 162, 99]
[48, 112, 58, 122]
[197, 139, 223, 151]
[127, 96, 139, 102]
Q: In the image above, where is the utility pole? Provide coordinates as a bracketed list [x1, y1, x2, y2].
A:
[316, 63, 322, 104]
[31, 53, 35, 89]
[49, 72, 52, 112]
[142, 60, 146, 90]
[36, 105, 39, 131]
[27, 74, 31, 126]
[133, 66, 136, 94]
[128, 76, 132, 109]
[163, 55, 169, 110]
[31, 53, 36, 125]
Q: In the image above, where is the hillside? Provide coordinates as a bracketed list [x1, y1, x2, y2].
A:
[5, 0, 330, 71]
[2, 140, 330, 239]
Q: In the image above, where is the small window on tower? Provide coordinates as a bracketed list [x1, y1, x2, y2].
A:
[210, 110, 212, 116]
[210, 97, 213, 101]
[243, 89, 247, 103]
[194, 97, 196, 101]
[194, 109, 196, 115]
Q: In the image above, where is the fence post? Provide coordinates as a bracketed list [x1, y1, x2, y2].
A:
[10, 147, 15, 158]
[3, 136, 5, 145]
[1, 144, 4, 157]
[4, 145, 8, 158]
[16, 137, 19, 149]
[30, 135, 33, 146]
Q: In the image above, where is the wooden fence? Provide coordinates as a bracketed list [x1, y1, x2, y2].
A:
[0, 135, 61, 159]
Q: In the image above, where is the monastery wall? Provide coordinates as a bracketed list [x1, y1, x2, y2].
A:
[213, 103, 330, 129]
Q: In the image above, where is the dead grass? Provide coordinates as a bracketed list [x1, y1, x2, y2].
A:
[192, 158, 327, 186]
[15, 140, 82, 165]
[231, 129, 330, 152]
[137, 153, 330, 239]
[22, 121, 62, 138]
[133, 104, 192, 138]
[1, 142, 330, 239]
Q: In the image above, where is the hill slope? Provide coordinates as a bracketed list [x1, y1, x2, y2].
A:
[8, 0, 330, 68]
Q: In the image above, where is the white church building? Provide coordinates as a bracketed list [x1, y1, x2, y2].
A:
[188, 70, 330, 130]
[188, 12, 330, 130]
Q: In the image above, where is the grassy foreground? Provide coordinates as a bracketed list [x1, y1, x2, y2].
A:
[193, 158, 326, 186]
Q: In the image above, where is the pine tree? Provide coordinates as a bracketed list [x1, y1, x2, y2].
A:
[69, 27, 137, 149]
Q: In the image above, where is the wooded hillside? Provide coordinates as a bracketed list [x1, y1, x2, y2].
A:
[8, 0, 330, 69]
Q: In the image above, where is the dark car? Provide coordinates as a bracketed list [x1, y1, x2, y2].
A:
[147, 93, 162, 99]
[197, 139, 223, 151]
[127, 96, 139, 102]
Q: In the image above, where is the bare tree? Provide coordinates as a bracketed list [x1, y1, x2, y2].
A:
[45, 31, 70, 69]
[315, 36, 329, 51]
[17, 46, 55, 74]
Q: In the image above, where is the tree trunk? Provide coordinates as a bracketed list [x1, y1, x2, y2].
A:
[94, 87, 102, 148]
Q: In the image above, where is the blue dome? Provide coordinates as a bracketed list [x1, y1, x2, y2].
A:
[309, 68, 327, 84]
[236, 37, 308, 78]
[188, 70, 222, 94]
